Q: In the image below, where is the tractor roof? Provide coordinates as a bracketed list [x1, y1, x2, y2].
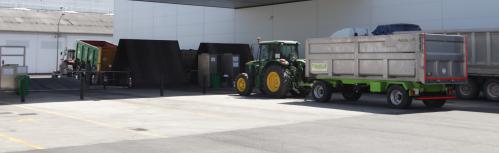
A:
[259, 40, 300, 45]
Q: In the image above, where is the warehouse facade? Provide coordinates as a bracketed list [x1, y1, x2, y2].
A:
[114, 0, 499, 56]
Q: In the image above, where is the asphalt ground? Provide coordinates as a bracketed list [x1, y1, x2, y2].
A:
[0, 89, 498, 153]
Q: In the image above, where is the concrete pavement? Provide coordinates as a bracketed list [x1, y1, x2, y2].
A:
[0, 89, 498, 153]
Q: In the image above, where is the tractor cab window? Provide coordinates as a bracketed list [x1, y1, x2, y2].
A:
[280, 45, 298, 60]
[259, 44, 277, 60]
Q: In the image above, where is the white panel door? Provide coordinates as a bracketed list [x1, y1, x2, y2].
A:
[0, 46, 25, 66]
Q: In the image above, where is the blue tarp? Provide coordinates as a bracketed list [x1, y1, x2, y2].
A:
[372, 24, 422, 35]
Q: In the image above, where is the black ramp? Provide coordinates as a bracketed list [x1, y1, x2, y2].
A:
[198, 43, 253, 73]
[112, 39, 186, 88]
[29, 78, 81, 91]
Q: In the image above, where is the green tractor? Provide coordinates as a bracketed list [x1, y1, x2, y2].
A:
[235, 40, 310, 98]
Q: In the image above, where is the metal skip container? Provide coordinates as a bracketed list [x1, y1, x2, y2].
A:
[76, 40, 118, 71]
[305, 33, 467, 84]
[1, 64, 28, 90]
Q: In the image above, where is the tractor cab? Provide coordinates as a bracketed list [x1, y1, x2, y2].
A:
[258, 40, 299, 63]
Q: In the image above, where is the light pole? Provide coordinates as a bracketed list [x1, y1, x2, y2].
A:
[56, 12, 65, 72]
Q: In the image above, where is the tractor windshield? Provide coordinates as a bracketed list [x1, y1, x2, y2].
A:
[259, 44, 272, 60]
[281, 44, 298, 61]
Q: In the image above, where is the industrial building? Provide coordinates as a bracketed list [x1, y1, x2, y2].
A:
[0, 8, 113, 73]
[114, 0, 499, 55]
[0, 1, 499, 153]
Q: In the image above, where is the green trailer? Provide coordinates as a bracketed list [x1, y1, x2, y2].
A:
[75, 40, 118, 84]
[75, 40, 117, 72]
[305, 33, 467, 108]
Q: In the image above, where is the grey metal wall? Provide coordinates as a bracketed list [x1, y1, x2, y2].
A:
[235, 0, 499, 57]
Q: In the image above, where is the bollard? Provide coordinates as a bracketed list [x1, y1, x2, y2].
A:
[80, 72, 85, 100]
[20, 80, 25, 103]
[202, 76, 207, 94]
[160, 76, 164, 97]
[20, 93, 25, 103]
[103, 73, 107, 90]
[160, 68, 165, 97]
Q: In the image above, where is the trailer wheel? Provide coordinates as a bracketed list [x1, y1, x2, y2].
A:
[423, 100, 446, 108]
[263, 65, 290, 98]
[342, 92, 362, 101]
[387, 85, 412, 109]
[483, 79, 499, 101]
[235, 73, 253, 96]
[312, 81, 332, 103]
[457, 79, 480, 99]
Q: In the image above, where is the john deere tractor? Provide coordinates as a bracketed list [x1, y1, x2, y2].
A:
[235, 40, 309, 98]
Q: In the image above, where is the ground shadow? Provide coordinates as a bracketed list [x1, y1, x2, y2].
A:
[276, 93, 499, 115]
[0, 86, 234, 105]
[229, 91, 499, 115]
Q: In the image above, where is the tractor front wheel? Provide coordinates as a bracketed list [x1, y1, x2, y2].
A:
[235, 73, 253, 96]
[263, 65, 290, 98]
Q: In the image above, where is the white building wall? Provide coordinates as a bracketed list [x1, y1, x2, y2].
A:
[114, 0, 499, 55]
[113, 0, 236, 50]
[235, 0, 499, 55]
[0, 32, 112, 73]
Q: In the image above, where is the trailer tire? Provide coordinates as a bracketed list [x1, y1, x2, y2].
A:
[483, 79, 499, 101]
[312, 81, 333, 103]
[457, 79, 480, 99]
[235, 73, 253, 96]
[423, 100, 446, 108]
[387, 85, 412, 109]
[263, 65, 290, 98]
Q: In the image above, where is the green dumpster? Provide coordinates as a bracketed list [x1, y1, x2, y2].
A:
[16, 75, 30, 96]
[210, 74, 221, 88]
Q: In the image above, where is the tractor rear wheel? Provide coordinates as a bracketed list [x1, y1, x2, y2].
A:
[263, 65, 290, 98]
[235, 73, 253, 96]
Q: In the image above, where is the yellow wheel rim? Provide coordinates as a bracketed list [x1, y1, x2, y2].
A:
[237, 78, 247, 92]
[266, 72, 281, 93]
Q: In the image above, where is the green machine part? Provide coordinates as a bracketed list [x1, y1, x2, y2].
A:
[76, 41, 100, 71]
[75, 41, 118, 72]
[317, 77, 447, 94]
